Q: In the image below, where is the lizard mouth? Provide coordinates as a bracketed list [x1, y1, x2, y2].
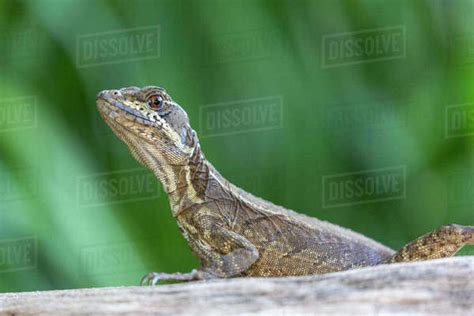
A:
[97, 95, 162, 148]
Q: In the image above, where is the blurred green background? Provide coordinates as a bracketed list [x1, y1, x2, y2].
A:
[0, 0, 473, 292]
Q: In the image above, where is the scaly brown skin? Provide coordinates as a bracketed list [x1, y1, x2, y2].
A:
[96, 86, 474, 285]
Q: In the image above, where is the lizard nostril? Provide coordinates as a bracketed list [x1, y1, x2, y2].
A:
[111, 89, 123, 97]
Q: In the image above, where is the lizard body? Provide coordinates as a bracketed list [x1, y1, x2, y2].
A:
[96, 86, 474, 284]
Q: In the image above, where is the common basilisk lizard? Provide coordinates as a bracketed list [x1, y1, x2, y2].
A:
[97, 86, 474, 285]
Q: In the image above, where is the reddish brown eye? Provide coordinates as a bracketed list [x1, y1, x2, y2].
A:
[147, 95, 163, 110]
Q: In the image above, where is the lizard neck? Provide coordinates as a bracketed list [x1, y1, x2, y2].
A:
[153, 141, 231, 217]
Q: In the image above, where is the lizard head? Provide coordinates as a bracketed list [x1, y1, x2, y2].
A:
[96, 86, 201, 193]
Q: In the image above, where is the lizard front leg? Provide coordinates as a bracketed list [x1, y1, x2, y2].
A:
[385, 224, 474, 263]
[193, 214, 260, 278]
[141, 213, 259, 285]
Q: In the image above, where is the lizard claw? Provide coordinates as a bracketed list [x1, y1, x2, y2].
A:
[140, 272, 161, 286]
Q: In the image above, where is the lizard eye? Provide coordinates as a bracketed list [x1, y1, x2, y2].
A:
[147, 95, 164, 110]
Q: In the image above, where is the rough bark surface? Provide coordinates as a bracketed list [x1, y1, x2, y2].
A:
[0, 257, 473, 315]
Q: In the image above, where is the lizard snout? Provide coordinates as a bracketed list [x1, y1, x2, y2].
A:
[97, 89, 122, 100]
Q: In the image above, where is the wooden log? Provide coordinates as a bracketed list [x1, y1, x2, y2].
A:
[0, 257, 473, 315]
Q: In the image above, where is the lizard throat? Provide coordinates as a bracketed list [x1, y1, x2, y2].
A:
[99, 103, 209, 216]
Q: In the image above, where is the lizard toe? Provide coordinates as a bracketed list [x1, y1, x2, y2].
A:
[140, 272, 158, 286]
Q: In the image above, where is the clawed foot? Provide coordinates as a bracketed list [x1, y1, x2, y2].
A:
[140, 269, 205, 286]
